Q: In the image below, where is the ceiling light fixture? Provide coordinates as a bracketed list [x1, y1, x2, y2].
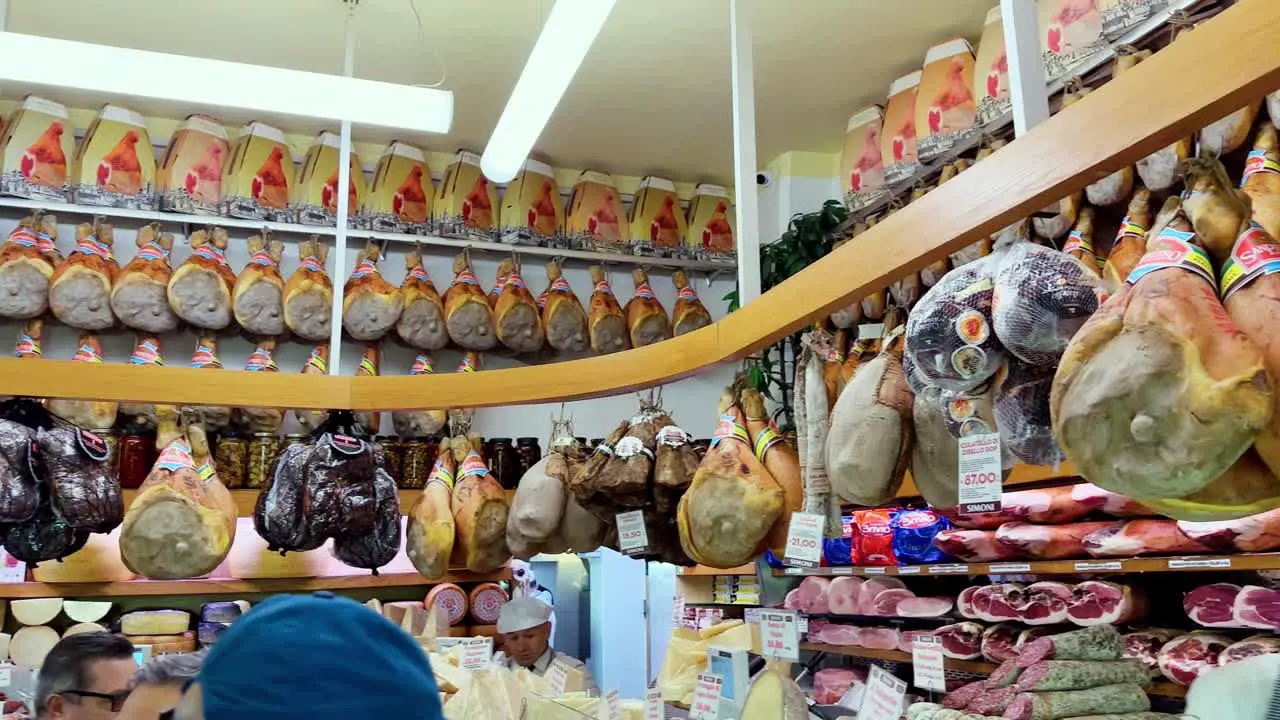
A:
[0, 32, 453, 134]
[480, 0, 616, 183]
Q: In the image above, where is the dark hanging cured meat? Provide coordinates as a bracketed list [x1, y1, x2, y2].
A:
[36, 425, 123, 533]
[992, 242, 1106, 367]
[332, 465, 401, 573]
[995, 359, 1064, 467]
[2, 498, 89, 566]
[253, 442, 322, 553]
[0, 419, 39, 523]
[304, 433, 379, 540]
[906, 258, 1002, 392]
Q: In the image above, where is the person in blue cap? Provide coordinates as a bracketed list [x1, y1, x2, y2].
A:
[167, 591, 443, 719]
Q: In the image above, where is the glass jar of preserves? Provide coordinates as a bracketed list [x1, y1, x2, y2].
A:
[401, 437, 431, 489]
[214, 432, 249, 490]
[118, 429, 156, 489]
[279, 433, 308, 458]
[375, 436, 404, 485]
[488, 438, 519, 490]
[87, 427, 120, 471]
[515, 437, 541, 476]
[247, 433, 281, 489]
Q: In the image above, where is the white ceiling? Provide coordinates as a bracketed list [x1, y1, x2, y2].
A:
[7, 0, 992, 185]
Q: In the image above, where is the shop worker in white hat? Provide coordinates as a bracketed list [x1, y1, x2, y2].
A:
[497, 597, 596, 691]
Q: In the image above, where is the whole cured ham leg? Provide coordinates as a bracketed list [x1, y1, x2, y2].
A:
[46, 333, 117, 429]
[167, 227, 235, 330]
[185, 333, 231, 432]
[342, 243, 403, 341]
[112, 224, 178, 333]
[1182, 159, 1252, 266]
[120, 335, 163, 430]
[671, 270, 712, 336]
[743, 388, 801, 558]
[282, 237, 332, 342]
[624, 268, 672, 348]
[0, 215, 59, 320]
[587, 265, 629, 354]
[1062, 207, 1098, 274]
[353, 343, 382, 435]
[233, 337, 284, 433]
[233, 234, 285, 336]
[450, 435, 510, 573]
[541, 259, 589, 353]
[293, 344, 329, 433]
[442, 253, 498, 351]
[50, 223, 117, 330]
[1101, 187, 1153, 292]
[396, 248, 448, 350]
[493, 258, 544, 353]
[1243, 125, 1280, 251]
[391, 354, 447, 438]
[406, 443, 456, 579]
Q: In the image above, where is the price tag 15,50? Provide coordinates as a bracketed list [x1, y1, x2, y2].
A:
[859, 666, 908, 720]
[759, 610, 800, 662]
[911, 636, 946, 692]
[616, 510, 649, 556]
[782, 511, 825, 568]
[690, 673, 724, 720]
[957, 432, 1003, 514]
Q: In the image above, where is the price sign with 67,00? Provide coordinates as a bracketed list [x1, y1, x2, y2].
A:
[782, 511, 825, 567]
[957, 432, 1002, 514]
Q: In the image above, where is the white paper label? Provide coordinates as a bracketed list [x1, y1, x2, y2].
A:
[864, 567, 887, 575]
[644, 689, 663, 720]
[783, 567, 805, 576]
[672, 595, 686, 625]
[898, 566, 922, 574]
[782, 511, 825, 567]
[598, 689, 620, 720]
[0, 549, 25, 583]
[690, 673, 723, 720]
[0, 667, 11, 688]
[989, 563, 1033, 573]
[1074, 561, 1123, 571]
[837, 680, 865, 710]
[546, 661, 568, 695]
[617, 510, 649, 555]
[744, 608, 761, 624]
[928, 564, 970, 574]
[460, 637, 493, 669]
[860, 665, 908, 720]
[799, 616, 808, 633]
[912, 636, 946, 692]
[957, 433, 1003, 513]
[760, 610, 800, 661]
[832, 566, 854, 575]
[1168, 557, 1232, 569]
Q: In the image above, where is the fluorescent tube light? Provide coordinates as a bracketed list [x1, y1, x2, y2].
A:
[0, 32, 453, 134]
[481, 0, 616, 183]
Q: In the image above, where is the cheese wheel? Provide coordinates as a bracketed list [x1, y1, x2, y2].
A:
[121, 610, 191, 636]
[63, 623, 108, 638]
[200, 601, 249, 624]
[468, 582, 509, 624]
[10, 626, 60, 669]
[64, 600, 113, 624]
[125, 633, 197, 654]
[426, 583, 468, 626]
[12, 599, 62, 626]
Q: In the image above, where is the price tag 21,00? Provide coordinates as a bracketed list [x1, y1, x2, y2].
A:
[911, 635, 946, 692]
[957, 432, 1003, 514]
[859, 666, 908, 720]
[760, 610, 800, 662]
[690, 673, 723, 720]
[616, 510, 649, 555]
[782, 511, 825, 567]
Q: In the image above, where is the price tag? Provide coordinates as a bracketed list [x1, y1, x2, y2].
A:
[617, 510, 649, 555]
[0, 667, 11, 688]
[598, 689, 620, 720]
[782, 511, 825, 567]
[744, 608, 761, 624]
[864, 567, 887, 575]
[1074, 561, 1123, 572]
[690, 673, 723, 720]
[957, 432, 1003, 513]
[898, 566, 922, 575]
[760, 610, 800, 661]
[799, 616, 808, 633]
[672, 595, 686, 625]
[644, 689, 663, 720]
[783, 567, 805, 576]
[927, 564, 970, 574]
[459, 637, 493, 669]
[832, 566, 854, 575]
[547, 661, 569, 696]
[859, 665, 907, 720]
[989, 563, 1032, 573]
[912, 636, 946, 692]
[1169, 558, 1232, 569]
[836, 679, 865, 710]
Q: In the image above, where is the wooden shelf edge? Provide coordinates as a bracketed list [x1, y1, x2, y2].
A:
[798, 643, 1187, 698]
[774, 552, 1280, 578]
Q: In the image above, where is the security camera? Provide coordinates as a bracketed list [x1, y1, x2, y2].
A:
[756, 170, 772, 187]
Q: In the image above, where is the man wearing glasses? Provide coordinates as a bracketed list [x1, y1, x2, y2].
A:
[35, 633, 137, 718]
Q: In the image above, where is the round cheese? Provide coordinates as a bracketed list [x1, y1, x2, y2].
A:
[426, 583, 468, 626]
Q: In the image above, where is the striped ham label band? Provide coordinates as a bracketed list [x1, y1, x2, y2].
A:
[305, 348, 328, 374]
[753, 425, 783, 460]
[427, 459, 456, 490]
[250, 250, 277, 267]
[408, 266, 431, 283]
[454, 269, 479, 286]
[135, 242, 168, 261]
[193, 243, 227, 266]
[711, 414, 749, 447]
[301, 256, 324, 272]
[460, 451, 488, 478]
[678, 286, 699, 302]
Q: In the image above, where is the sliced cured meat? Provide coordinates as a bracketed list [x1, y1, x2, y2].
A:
[1123, 629, 1186, 677]
[783, 589, 802, 611]
[1009, 581, 1073, 625]
[896, 596, 953, 618]
[956, 586, 980, 619]
[1158, 632, 1231, 685]
[899, 630, 935, 653]
[934, 622, 983, 660]
[826, 576, 864, 615]
[1220, 635, 1280, 665]
[857, 627, 900, 650]
[933, 528, 1019, 562]
[1015, 627, 1061, 656]
[971, 584, 1022, 622]
[791, 576, 832, 614]
[1184, 583, 1242, 628]
[813, 623, 862, 647]
[1017, 625, 1123, 668]
[1082, 519, 1214, 558]
[869, 588, 915, 617]
[1233, 585, 1280, 629]
[996, 521, 1119, 560]
[981, 622, 1021, 663]
[1069, 483, 1153, 517]
[1178, 509, 1280, 552]
[1068, 581, 1147, 626]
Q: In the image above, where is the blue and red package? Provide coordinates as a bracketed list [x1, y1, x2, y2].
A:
[891, 508, 952, 564]
[851, 508, 898, 566]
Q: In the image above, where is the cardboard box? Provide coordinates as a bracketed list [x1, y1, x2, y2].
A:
[1040, 0, 1107, 80]
[839, 105, 889, 211]
[916, 38, 978, 159]
[293, 131, 366, 227]
[881, 70, 923, 184]
[222, 121, 295, 223]
[432, 149, 499, 239]
[566, 169, 629, 253]
[363, 141, 432, 233]
[628, 175, 687, 258]
[157, 114, 229, 216]
[685, 183, 735, 262]
[0, 95, 73, 202]
[974, 6, 1011, 125]
[72, 105, 159, 210]
[1100, 0, 1166, 37]
[497, 158, 564, 248]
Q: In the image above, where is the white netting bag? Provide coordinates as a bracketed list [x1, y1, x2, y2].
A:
[905, 255, 1004, 392]
[991, 241, 1107, 366]
[994, 358, 1064, 467]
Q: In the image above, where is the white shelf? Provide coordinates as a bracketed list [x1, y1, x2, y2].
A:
[0, 197, 737, 274]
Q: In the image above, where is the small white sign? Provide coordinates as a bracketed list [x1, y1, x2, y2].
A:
[617, 510, 649, 555]
[546, 661, 568, 696]
[928, 564, 970, 574]
[1169, 557, 1232, 569]
[690, 673, 723, 720]
[863, 567, 887, 575]
[0, 667, 11, 688]
[598, 689, 620, 720]
[459, 637, 493, 669]
[957, 432, 1003, 513]
[744, 608, 761, 624]
[989, 563, 1032, 573]
[672, 595, 686, 626]
[760, 610, 800, 661]
[783, 567, 805, 576]
[912, 636, 946, 692]
[1074, 561, 1123, 572]
[782, 511, 825, 568]
[836, 680, 865, 710]
[832, 567, 854, 575]
[644, 689, 663, 720]
[898, 566, 922, 575]
[799, 616, 808, 633]
[859, 665, 908, 720]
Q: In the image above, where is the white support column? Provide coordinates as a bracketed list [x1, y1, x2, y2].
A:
[1001, 0, 1051, 136]
[730, 0, 762, 306]
[328, 12, 357, 375]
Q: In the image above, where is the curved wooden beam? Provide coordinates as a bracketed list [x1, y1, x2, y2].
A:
[0, 0, 1276, 410]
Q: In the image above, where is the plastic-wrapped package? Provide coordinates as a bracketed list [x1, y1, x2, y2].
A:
[822, 514, 854, 566]
[254, 442, 323, 553]
[305, 434, 379, 540]
[851, 508, 898, 565]
[36, 426, 123, 533]
[906, 257, 1003, 392]
[3, 499, 90, 565]
[995, 359, 1064, 466]
[332, 465, 401, 573]
[910, 380, 1013, 509]
[892, 508, 951, 564]
[0, 419, 39, 523]
[991, 241, 1106, 366]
